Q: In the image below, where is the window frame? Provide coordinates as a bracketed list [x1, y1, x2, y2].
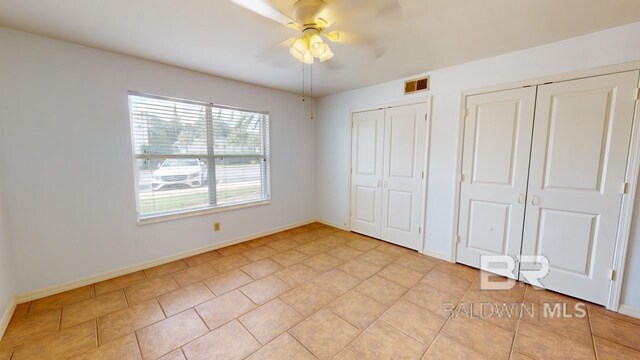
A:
[128, 91, 271, 224]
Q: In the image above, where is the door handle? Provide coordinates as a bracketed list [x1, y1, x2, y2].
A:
[383, 180, 388, 188]
[518, 194, 526, 204]
[378, 180, 382, 187]
[531, 195, 540, 206]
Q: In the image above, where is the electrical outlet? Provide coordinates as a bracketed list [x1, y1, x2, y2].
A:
[214, 222, 220, 231]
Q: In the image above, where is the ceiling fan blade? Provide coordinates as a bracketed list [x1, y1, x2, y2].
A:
[326, 31, 375, 46]
[229, 0, 298, 27]
[255, 38, 299, 68]
[377, 0, 403, 16]
[322, 58, 344, 71]
[322, 0, 408, 25]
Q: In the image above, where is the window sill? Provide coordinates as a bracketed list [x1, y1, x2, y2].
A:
[137, 200, 271, 225]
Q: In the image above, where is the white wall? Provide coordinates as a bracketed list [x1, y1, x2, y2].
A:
[0, 173, 15, 329]
[0, 28, 316, 295]
[316, 22, 640, 308]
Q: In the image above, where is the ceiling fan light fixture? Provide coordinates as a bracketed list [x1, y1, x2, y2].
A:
[309, 34, 326, 57]
[289, 46, 305, 62]
[288, 26, 336, 63]
[309, 34, 323, 48]
[303, 50, 315, 64]
[319, 45, 334, 62]
[323, 31, 340, 42]
[289, 37, 308, 62]
[292, 38, 307, 53]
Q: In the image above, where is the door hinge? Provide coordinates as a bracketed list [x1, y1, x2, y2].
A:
[421, 171, 425, 179]
[418, 227, 422, 234]
[459, 173, 465, 182]
[636, 88, 640, 101]
[622, 182, 630, 194]
[609, 269, 616, 281]
[424, 113, 428, 122]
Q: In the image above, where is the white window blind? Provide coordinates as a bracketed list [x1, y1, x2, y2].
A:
[129, 92, 270, 221]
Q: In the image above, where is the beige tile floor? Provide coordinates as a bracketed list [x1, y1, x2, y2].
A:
[1, 222, 639, 359]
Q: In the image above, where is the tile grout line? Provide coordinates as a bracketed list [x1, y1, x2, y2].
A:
[419, 270, 479, 358]
[281, 239, 391, 358]
[398, 273, 472, 346]
[95, 314, 100, 348]
[359, 272, 441, 355]
[588, 308, 640, 352]
[155, 293, 170, 319]
[93, 319, 98, 353]
[166, 237, 304, 356]
[169, 298, 270, 359]
[62, 319, 100, 360]
[76, 291, 200, 357]
[236, 318, 265, 355]
[224, 240, 419, 358]
[587, 304, 600, 360]
[296, 251, 440, 358]
[133, 332, 144, 359]
[148, 307, 212, 359]
[285, 327, 318, 358]
[57, 306, 63, 332]
[507, 284, 527, 359]
[523, 285, 611, 359]
[590, 333, 640, 354]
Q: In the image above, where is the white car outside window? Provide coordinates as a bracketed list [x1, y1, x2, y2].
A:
[151, 159, 208, 191]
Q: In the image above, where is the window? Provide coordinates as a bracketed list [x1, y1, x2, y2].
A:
[129, 92, 270, 221]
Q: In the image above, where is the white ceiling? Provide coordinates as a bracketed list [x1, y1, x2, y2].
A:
[1, 0, 640, 96]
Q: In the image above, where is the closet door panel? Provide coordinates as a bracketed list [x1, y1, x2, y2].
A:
[456, 87, 537, 275]
[381, 103, 428, 251]
[521, 70, 640, 305]
[351, 110, 385, 238]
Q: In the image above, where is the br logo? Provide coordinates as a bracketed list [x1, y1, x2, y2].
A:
[479, 255, 550, 290]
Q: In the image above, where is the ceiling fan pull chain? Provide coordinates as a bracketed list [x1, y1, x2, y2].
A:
[301, 62, 305, 102]
[310, 63, 314, 120]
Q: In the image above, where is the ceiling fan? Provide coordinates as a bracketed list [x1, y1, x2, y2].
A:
[230, 0, 401, 65]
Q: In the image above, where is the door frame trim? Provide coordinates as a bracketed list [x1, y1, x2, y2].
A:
[348, 97, 432, 253]
[451, 61, 640, 311]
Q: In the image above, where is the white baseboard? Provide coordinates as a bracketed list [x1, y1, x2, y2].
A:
[0, 298, 16, 341]
[316, 218, 349, 231]
[421, 248, 453, 262]
[14, 218, 317, 303]
[619, 304, 640, 319]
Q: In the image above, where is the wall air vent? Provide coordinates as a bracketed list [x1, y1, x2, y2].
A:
[404, 76, 430, 95]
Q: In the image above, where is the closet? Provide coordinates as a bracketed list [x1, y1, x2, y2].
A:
[457, 70, 639, 305]
[350, 102, 429, 251]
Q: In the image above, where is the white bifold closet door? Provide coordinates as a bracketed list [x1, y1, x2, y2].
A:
[381, 104, 428, 250]
[456, 87, 537, 277]
[521, 71, 639, 305]
[351, 103, 428, 251]
[351, 109, 385, 238]
[457, 70, 639, 305]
